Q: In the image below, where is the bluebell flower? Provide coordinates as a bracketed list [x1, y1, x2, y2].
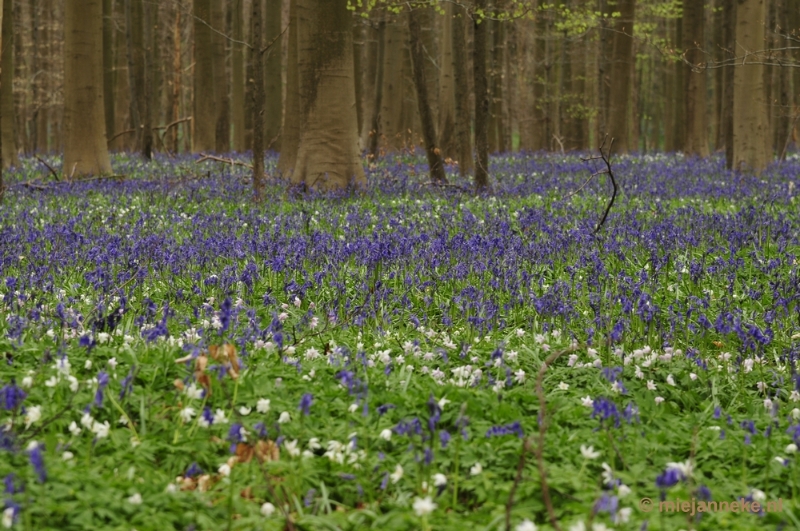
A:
[185, 462, 203, 477]
[298, 393, 313, 415]
[485, 421, 524, 438]
[28, 444, 46, 483]
[94, 370, 110, 408]
[1, 381, 26, 411]
[439, 430, 451, 449]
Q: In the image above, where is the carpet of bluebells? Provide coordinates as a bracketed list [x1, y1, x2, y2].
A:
[1, 151, 800, 531]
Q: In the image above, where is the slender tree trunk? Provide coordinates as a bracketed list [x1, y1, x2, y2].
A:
[102, 0, 115, 147]
[1, 0, 16, 168]
[277, 0, 298, 175]
[360, 18, 379, 149]
[452, 4, 473, 175]
[408, 5, 446, 183]
[251, 0, 265, 199]
[193, 0, 215, 152]
[683, 0, 708, 156]
[265, 0, 282, 151]
[775, 0, 790, 160]
[607, 0, 635, 153]
[368, 20, 386, 159]
[212, 0, 229, 152]
[64, 0, 112, 175]
[380, 21, 407, 151]
[352, 9, 365, 143]
[438, 2, 457, 159]
[171, 7, 183, 153]
[231, 0, 245, 151]
[532, 2, 548, 150]
[489, 17, 507, 153]
[0, 0, 4, 200]
[291, 0, 365, 190]
[473, 2, 489, 191]
[733, 0, 770, 173]
[722, 0, 734, 168]
[126, 0, 152, 159]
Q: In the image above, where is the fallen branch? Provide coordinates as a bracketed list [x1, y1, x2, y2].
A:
[35, 156, 60, 182]
[580, 136, 618, 234]
[197, 153, 253, 170]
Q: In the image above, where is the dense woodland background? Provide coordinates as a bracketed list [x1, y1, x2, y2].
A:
[1, 0, 799, 183]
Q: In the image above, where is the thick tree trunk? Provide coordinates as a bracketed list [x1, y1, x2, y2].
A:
[170, 7, 183, 153]
[733, 0, 770, 173]
[0, 0, 4, 200]
[368, 20, 386, 159]
[473, 3, 489, 191]
[251, 0, 265, 199]
[607, 0, 635, 153]
[360, 19, 379, 150]
[352, 10, 365, 143]
[408, 5, 446, 183]
[489, 18, 507, 153]
[277, 0, 298, 176]
[438, 3, 457, 159]
[231, 0, 245, 152]
[291, 0, 365, 190]
[212, 0, 229, 152]
[1, 0, 16, 168]
[126, 0, 153, 159]
[380, 21, 408, 151]
[452, 4, 473, 175]
[265, 0, 282, 151]
[193, 0, 215, 152]
[64, 0, 112, 175]
[102, 0, 115, 147]
[683, 0, 708, 156]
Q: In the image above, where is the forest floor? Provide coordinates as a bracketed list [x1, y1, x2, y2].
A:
[1, 151, 799, 531]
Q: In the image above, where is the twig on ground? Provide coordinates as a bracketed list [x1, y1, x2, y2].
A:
[579, 136, 618, 234]
[197, 153, 253, 170]
[35, 156, 60, 182]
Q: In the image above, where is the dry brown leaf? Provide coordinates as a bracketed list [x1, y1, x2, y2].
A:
[240, 486, 254, 500]
[254, 440, 280, 463]
[173, 379, 185, 391]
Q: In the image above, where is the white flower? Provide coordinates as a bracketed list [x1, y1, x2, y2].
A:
[304, 347, 320, 361]
[514, 369, 526, 384]
[212, 409, 229, 424]
[62, 451, 74, 461]
[165, 483, 178, 493]
[634, 365, 644, 379]
[764, 398, 774, 410]
[558, 381, 569, 390]
[179, 407, 196, 423]
[21, 376, 33, 389]
[515, 520, 537, 531]
[591, 522, 612, 531]
[616, 506, 632, 523]
[580, 445, 600, 460]
[601, 462, 614, 485]
[256, 398, 271, 413]
[412, 496, 437, 517]
[284, 439, 300, 457]
[581, 396, 594, 407]
[278, 411, 291, 424]
[80, 412, 94, 429]
[45, 376, 58, 388]
[750, 488, 766, 502]
[790, 390, 800, 402]
[793, 408, 800, 420]
[308, 438, 322, 450]
[68, 376, 79, 392]
[568, 521, 586, 531]
[218, 463, 231, 477]
[785, 443, 798, 454]
[437, 396, 451, 409]
[238, 406, 251, 416]
[260, 502, 276, 516]
[118, 415, 129, 425]
[689, 373, 697, 381]
[2, 507, 14, 529]
[379, 429, 392, 441]
[646, 380, 657, 391]
[348, 403, 359, 413]
[84, 360, 93, 370]
[387, 464, 403, 484]
[107, 357, 118, 370]
[127, 493, 143, 505]
[470, 462, 483, 476]
[666, 374, 676, 386]
[666, 460, 692, 479]
[92, 420, 111, 439]
[515, 328, 526, 338]
[97, 332, 110, 344]
[185, 383, 203, 400]
[654, 396, 665, 405]
[25, 405, 42, 429]
[433, 473, 447, 487]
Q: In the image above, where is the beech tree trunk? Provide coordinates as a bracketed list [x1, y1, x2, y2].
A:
[733, 0, 770, 173]
[193, 0, 215, 152]
[265, 0, 282, 151]
[452, 4, 473, 175]
[368, 20, 386, 159]
[607, 0, 635, 153]
[683, 0, 708, 156]
[212, 0, 229, 152]
[291, 0, 365, 190]
[532, 3, 548, 151]
[251, 0, 265, 199]
[102, 0, 115, 146]
[64, 0, 112, 175]
[231, 0, 245, 152]
[1, 0, 16, 168]
[473, 2, 489, 191]
[438, 2, 457, 159]
[722, 0, 734, 168]
[126, 0, 152, 159]
[0, 0, 4, 200]
[277, 0, 298, 176]
[408, 5, 446, 183]
[380, 21, 407, 151]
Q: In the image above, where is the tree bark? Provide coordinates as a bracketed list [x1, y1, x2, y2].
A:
[452, 4, 473, 175]
[265, 0, 282, 151]
[438, 2, 457, 159]
[125, 0, 153, 159]
[0, 0, 4, 200]
[102, 0, 115, 147]
[193, 0, 215, 152]
[489, 17, 507, 153]
[277, 0, 298, 176]
[408, 5, 446, 183]
[212, 0, 229, 152]
[64, 0, 112, 175]
[473, 2, 489, 191]
[733, 0, 770, 173]
[291, 0, 365, 190]
[380, 21, 408, 151]
[1, 0, 16, 168]
[230, 0, 245, 152]
[683, 0, 709, 156]
[251, 0, 265, 200]
[532, 2, 548, 150]
[722, 0, 734, 168]
[368, 20, 386, 159]
[607, 0, 635, 153]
